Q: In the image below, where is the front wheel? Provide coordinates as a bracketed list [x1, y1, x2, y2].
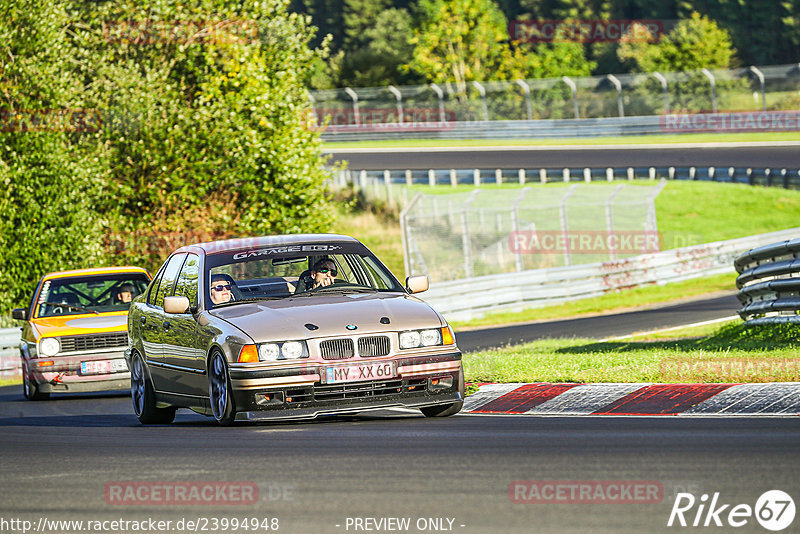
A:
[209, 352, 236, 426]
[131, 353, 175, 424]
[21, 361, 49, 401]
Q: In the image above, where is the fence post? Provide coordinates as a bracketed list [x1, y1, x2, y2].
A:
[652, 72, 669, 114]
[562, 76, 579, 119]
[606, 168, 614, 181]
[519, 169, 526, 184]
[709, 166, 716, 181]
[748, 66, 767, 111]
[359, 170, 367, 189]
[539, 168, 547, 184]
[627, 167, 634, 181]
[405, 169, 412, 186]
[516, 79, 533, 120]
[669, 167, 675, 180]
[584, 168, 591, 183]
[430, 83, 446, 123]
[495, 169, 502, 184]
[605, 184, 625, 260]
[461, 190, 480, 278]
[511, 188, 530, 272]
[559, 184, 578, 266]
[607, 74, 624, 117]
[649, 167, 656, 181]
[428, 169, 435, 187]
[701, 68, 718, 113]
[472, 81, 489, 121]
[387, 85, 404, 124]
[384, 169, 393, 208]
[474, 169, 481, 186]
[450, 169, 457, 187]
[344, 87, 360, 125]
[689, 167, 696, 180]
[563, 168, 570, 183]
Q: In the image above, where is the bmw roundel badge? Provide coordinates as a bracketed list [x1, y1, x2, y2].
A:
[345, 324, 357, 330]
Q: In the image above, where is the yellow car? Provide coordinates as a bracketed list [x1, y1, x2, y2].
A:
[12, 267, 151, 400]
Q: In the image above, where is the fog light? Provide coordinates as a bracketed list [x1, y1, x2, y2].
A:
[428, 376, 453, 389]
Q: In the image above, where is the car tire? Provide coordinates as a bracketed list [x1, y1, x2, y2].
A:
[420, 372, 464, 417]
[131, 352, 176, 424]
[21, 361, 49, 401]
[209, 351, 237, 426]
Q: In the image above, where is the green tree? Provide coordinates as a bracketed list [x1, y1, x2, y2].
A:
[0, 0, 108, 312]
[617, 11, 736, 72]
[73, 0, 335, 269]
[407, 0, 530, 95]
[339, 8, 420, 87]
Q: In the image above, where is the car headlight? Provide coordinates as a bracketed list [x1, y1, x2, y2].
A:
[39, 338, 60, 356]
[420, 329, 441, 346]
[399, 331, 422, 349]
[400, 327, 454, 349]
[257, 341, 308, 361]
[258, 343, 280, 361]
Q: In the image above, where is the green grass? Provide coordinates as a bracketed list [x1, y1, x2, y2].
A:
[463, 322, 800, 384]
[330, 180, 800, 326]
[0, 378, 19, 387]
[451, 273, 737, 329]
[324, 131, 800, 149]
[406, 180, 800, 251]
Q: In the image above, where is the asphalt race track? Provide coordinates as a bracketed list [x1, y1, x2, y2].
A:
[454, 293, 740, 353]
[1, 387, 799, 534]
[2, 294, 798, 534]
[325, 144, 800, 170]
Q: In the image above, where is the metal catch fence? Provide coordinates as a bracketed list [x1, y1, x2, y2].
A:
[399, 182, 664, 283]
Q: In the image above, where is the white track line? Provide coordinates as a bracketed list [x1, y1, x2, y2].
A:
[598, 315, 740, 342]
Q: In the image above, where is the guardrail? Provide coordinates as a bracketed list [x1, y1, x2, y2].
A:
[320, 113, 800, 142]
[337, 166, 800, 192]
[421, 228, 800, 322]
[735, 238, 800, 324]
[0, 327, 20, 379]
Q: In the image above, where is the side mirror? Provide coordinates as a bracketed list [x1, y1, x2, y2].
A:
[406, 275, 429, 294]
[12, 308, 27, 321]
[164, 296, 190, 314]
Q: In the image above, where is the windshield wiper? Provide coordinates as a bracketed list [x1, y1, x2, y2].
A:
[40, 301, 100, 315]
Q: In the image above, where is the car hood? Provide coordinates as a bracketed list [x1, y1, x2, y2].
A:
[209, 292, 444, 342]
[30, 312, 128, 339]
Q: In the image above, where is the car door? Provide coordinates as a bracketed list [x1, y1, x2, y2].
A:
[161, 253, 207, 398]
[145, 253, 186, 392]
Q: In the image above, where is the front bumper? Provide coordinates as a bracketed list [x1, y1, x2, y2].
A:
[230, 352, 463, 420]
[27, 350, 130, 393]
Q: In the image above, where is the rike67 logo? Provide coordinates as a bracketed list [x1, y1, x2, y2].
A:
[668, 490, 795, 531]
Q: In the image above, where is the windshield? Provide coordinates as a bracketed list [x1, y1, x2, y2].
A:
[34, 273, 150, 318]
[205, 243, 405, 308]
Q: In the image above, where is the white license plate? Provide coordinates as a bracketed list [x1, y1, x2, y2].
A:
[80, 359, 128, 375]
[324, 361, 396, 384]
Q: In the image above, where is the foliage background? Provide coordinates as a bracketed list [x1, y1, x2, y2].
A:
[0, 0, 334, 311]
